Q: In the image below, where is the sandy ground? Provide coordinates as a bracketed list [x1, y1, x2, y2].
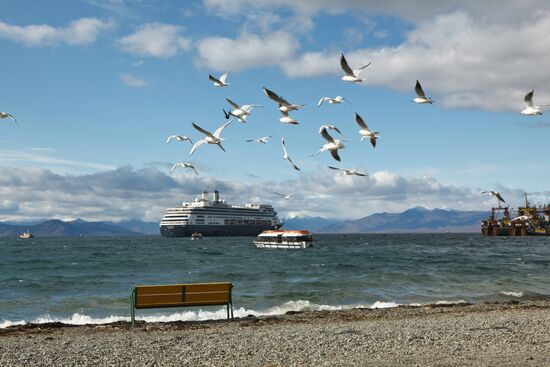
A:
[2, 301, 550, 366]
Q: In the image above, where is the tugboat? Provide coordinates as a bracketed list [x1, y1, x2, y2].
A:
[18, 229, 34, 239]
[190, 232, 203, 240]
[254, 230, 313, 249]
[481, 194, 550, 236]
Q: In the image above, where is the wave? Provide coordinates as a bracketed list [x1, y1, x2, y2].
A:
[0, 299, 423, 329]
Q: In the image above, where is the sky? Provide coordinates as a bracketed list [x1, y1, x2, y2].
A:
[1, 0, 549, 222]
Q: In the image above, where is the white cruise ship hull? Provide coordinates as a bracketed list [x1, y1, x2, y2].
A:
[160, 224, 279, 237]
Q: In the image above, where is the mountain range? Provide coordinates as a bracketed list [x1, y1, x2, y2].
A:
[0, 207, 488, 237]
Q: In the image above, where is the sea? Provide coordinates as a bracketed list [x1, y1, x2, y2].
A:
[2, 234, 550, 328]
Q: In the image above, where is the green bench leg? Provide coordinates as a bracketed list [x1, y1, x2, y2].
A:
[130, 290, 135, 325]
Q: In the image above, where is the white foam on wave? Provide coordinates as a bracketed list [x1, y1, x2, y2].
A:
[434, 300, 468, 305]
[500, 291, 524, 297]
[0, 299, 446, 328]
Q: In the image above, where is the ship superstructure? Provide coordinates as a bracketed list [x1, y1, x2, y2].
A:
[160, 190, 282, 237]
[481, 194, 550, 236]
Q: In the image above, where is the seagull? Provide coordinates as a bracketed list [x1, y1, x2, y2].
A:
[327, 166, 367, 176]
[413, 80, 433, 104]
[279, 109, 299, 125]
[319, 125, 342, 135]
[310, 126, 346, 162]
[481, 191, 506, 206]
[521, 90, 548, 115]
[0, 112, 18, 126]
[281, 137, 300, 171]
[171, 162, 198, 176]
[318, 96, 352, 107]
[246, 135, 273, 144]
[189, 119, 232, 155]
[166, 135, 193, 145]
[354, 113, 379, 148]
[208, 72, 230, 87]
[273, 191, 294, 200]
[263, 87, 305, 112]
[340, 53, 371, 83]
[225, 98, 262, 123]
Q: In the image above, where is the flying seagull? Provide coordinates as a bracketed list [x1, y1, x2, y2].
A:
[166, 135, 193, 145]
[273, 191, 294, 200]
[281, 137, 300, 171]
[354, 113, 379, 148]
[318, 96, 352, 107]
[340, 53, 371, 83]
[189, 119, 232, 155]
[481, 191, 506, 206]
[319, 125, 342, 135]
[208, 72, 230, 87]
[0, 112, 18, 126]
[246, 135, 273, 144]
[171, 162, 199, 176]
[413, 80, 433, 104]
[521, 90, 548, 115]
[310, 126, 347, 162]
[225, 98, 262, 123]
[263, 87, 305, 112]
[327, 166, 367, 176]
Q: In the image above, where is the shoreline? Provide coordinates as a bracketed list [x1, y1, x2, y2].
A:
[2, 301, 550, 366]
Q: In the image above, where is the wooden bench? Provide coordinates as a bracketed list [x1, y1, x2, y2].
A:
[130, 282, 233, 324]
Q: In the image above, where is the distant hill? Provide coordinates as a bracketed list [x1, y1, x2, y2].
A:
[0, 218, 155, 237]
[281, 216, 339, 231]
[317, 207, 487, 233]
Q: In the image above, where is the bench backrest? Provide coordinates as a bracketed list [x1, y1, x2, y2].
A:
[134, 282, 232, 309]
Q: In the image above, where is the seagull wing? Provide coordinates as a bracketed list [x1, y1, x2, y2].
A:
[340, 53, 355, 76]
[192, 122, 215, 138]
[415, 80, 426, 98]
[329, 125, 342, 135]
[263, 87, 288, 105]
[273, 191, 285, 197]
[191, 166, 199, 176]
[166, 135, 176, 143]
[495, 192, 506, 203]
[214, 119, 232, 138]
[357, 61, 371, 70]
[354, 172, 367, 176]
[281, 137, 289, 157]
[370, 136, 377, 148]
[217, 142, 227, 153]
[219, 72, 229, 83]
[320, 127, 335, 143]
[524, 90, 535, 108]
[330, 150, 341, 162]
[318, 97, 329, 106]
[208, 74, 222, 84]
[170, 163, 181, 174]
[355, 113, 369, 130]
[189, 139, 206, 155]
[287, 156, 301, 171]
[226, 98, 240, 110]
[327, 166, 342, 171]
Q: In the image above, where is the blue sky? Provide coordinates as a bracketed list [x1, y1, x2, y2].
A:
[1, 0, 549, 222]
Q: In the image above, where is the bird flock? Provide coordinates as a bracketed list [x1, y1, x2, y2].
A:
[164, 52, 549, 200]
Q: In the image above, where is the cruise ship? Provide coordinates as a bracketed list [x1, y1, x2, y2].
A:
[160, 190, 282, 237]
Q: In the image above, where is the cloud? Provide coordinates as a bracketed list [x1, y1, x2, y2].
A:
[279, 11, 550, 111]
[0, 164, 533, 223]
[196, 31, 299, 71]
[119, 73, 149, 87]
[0, 149, 116, 171]
[118, 23, 191, 58]
[0, 18, 115, 47]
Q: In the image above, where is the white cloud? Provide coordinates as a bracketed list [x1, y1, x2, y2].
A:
[0, 164, 533, 222]
[0, 149, 116, 172]
[0, 18, 115, 47]
[196, 31, 299, 71]
[119, 73, 149, 87]
[118, 23, 191, 58]
[280, 11, 550, 111]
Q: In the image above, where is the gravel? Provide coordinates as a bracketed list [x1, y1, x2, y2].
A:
[2, 301, 550, 366]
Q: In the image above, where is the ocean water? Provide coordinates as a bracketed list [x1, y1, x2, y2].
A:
[1, 234, 550, 328]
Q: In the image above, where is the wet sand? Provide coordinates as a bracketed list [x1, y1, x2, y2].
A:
[1, 301, 550, 366]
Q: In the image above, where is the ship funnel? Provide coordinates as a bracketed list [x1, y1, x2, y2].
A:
[213, 190, 220, 202]
[202, 191, 208, 201]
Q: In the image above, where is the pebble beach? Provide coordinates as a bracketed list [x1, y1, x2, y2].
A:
[2, 301, 550, 366]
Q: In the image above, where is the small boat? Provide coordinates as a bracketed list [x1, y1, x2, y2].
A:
[19, 230, 34, 239]
[254, 230, 313, 249]
[191, 232, 203, 240]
